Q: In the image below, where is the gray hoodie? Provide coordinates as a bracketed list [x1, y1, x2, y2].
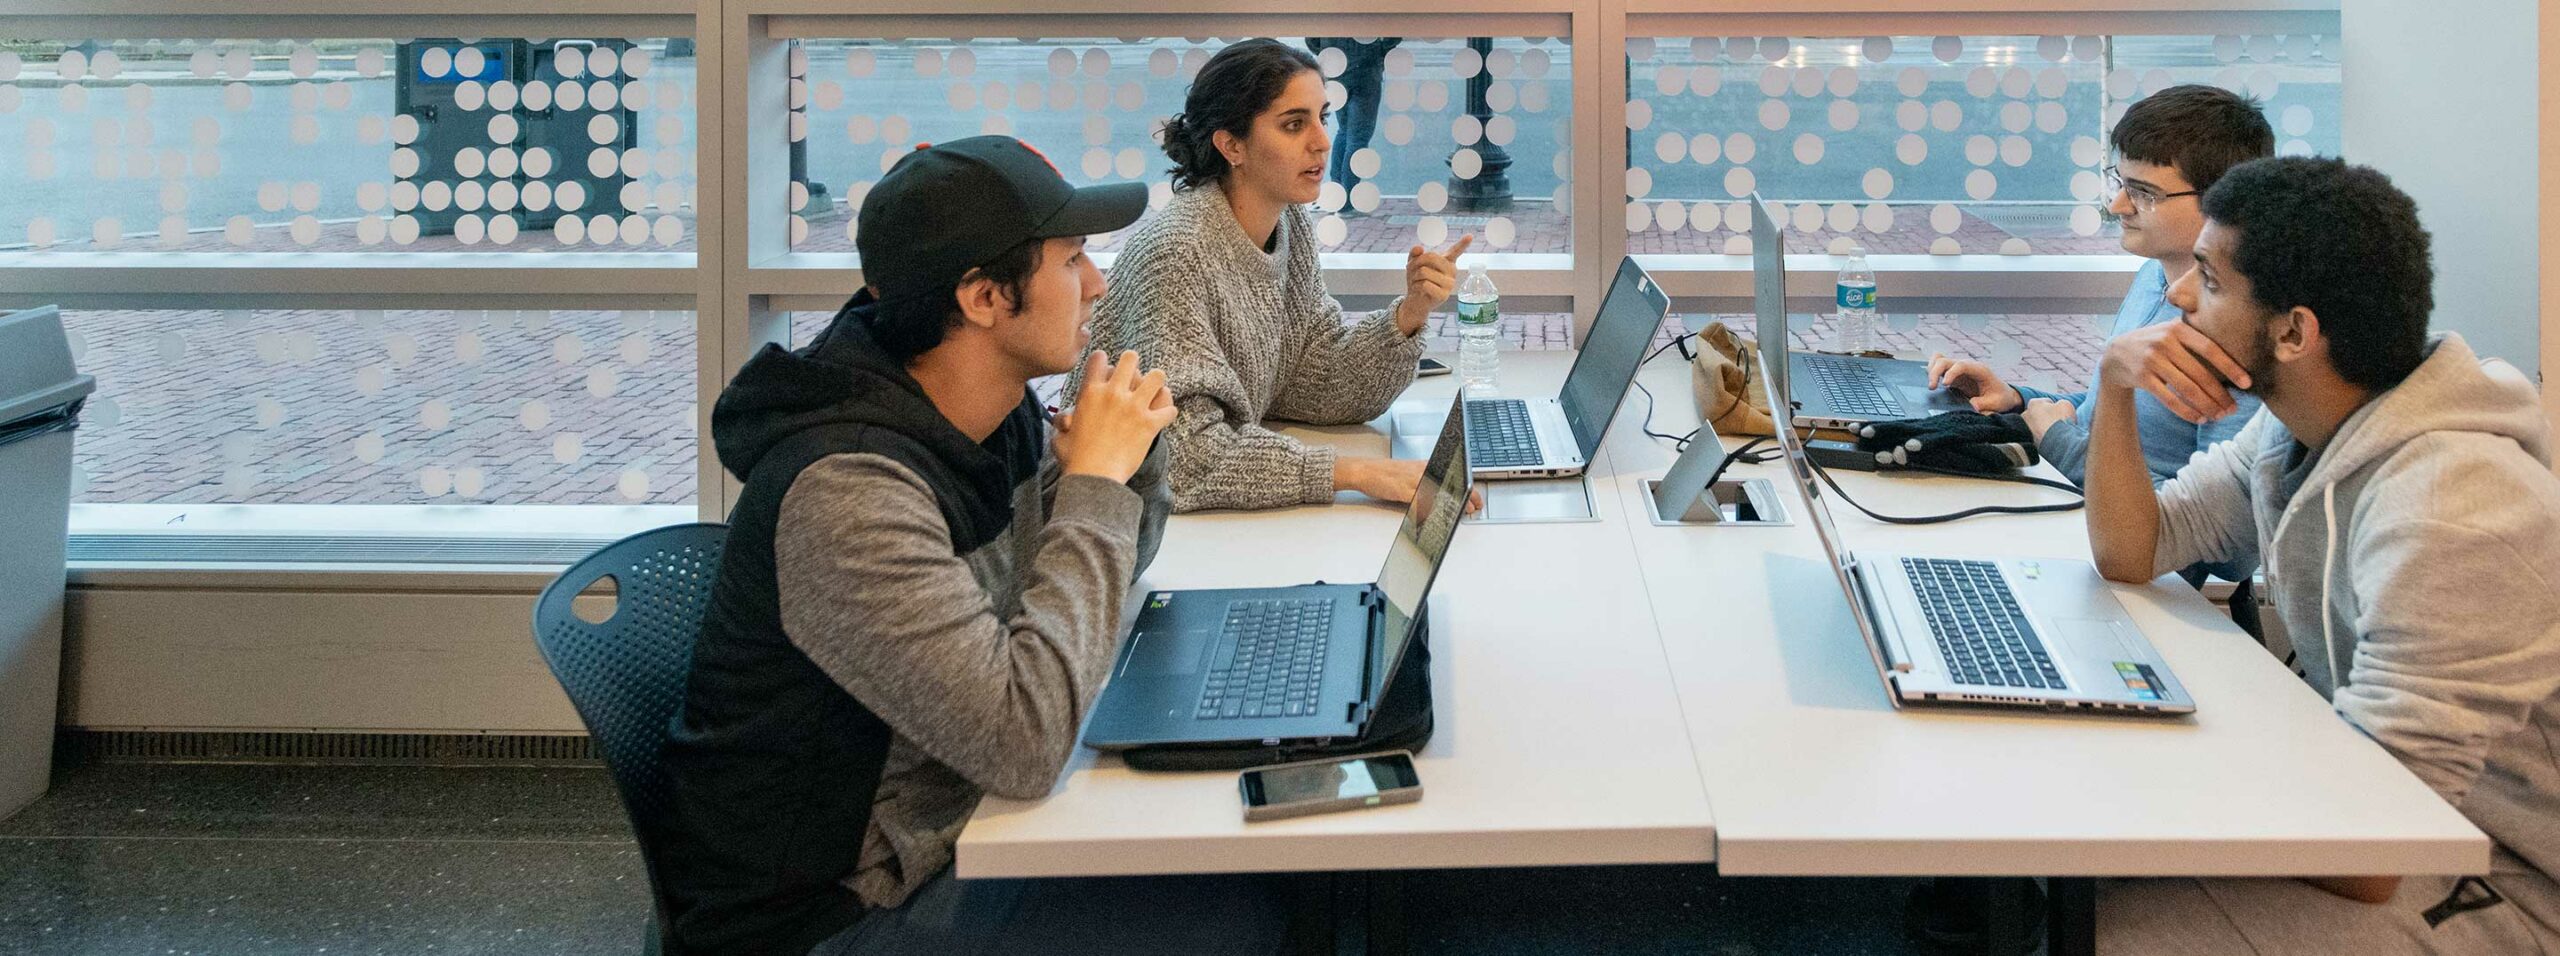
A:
[2148, 332, 2560, 930]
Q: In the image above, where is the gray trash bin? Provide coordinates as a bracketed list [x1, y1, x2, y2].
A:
[0, 306, 93, 819]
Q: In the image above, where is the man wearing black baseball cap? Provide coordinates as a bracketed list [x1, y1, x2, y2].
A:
[659, 136, 1283, 954]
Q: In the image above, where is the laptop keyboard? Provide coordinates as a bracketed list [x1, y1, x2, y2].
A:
[1804, 356, 1904, 419]
[1464, 398, 1546, 468]
[1194, 598, 1336, 720]
[1902, 558, 2064, 690]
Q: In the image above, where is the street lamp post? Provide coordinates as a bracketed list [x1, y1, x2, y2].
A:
[1447, 37, 1515, 213]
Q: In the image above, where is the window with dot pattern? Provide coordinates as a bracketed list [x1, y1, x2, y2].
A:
[62, 307, 698, 506]
[1619, 34, 2340, 256]
[0, 38, 697, 254]
[786, 36, 1574, 257]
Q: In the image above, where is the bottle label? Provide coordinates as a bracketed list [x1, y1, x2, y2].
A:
[1836, 285, 1876, 310]
[1457, 298, 1499, 327]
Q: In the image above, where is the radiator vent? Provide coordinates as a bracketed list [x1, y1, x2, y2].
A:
[68, 534, 618, 566]
[60, 730, 600, 766]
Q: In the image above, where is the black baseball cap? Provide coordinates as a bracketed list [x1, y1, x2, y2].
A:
[856, 136, 1148, 305]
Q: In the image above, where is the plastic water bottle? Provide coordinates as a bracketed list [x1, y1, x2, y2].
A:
[1456, 262, 1501, 393]
[1834, 244, 1878, 354]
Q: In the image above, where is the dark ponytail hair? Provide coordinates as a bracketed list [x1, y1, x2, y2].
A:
[1159, 38, 1320, 190]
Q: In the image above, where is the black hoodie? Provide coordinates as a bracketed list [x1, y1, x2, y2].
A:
[654, 290, 1049, 955]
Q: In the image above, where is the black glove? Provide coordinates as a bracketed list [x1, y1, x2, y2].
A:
[1853, 412, 2040, 476]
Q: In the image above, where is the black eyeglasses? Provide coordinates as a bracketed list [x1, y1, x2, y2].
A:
[2105, 165, 2199, 213]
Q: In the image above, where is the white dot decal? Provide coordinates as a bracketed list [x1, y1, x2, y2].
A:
[1862, 168, 1894, 199]
[1690, 133, 1721, 164]
[1655, 132, 1687, 164]
[2071, 170, 2105, 202]
[1828, 99, 1860, 131]
[1931, 203, 1962, 234]
[1451, 148, 1483, 180]
[1758, 99, 1789, 131]
[1692, 202, 1723, 233]
[1862, 203, 1894, 233]
[1930, 100, 1962, 132]
[2071, 205, 2103, 236]
[1792, 133, 1824, 164]
[520, 400, 553, 431]
[2000, 136, 2032, 167]
[1314, 214, 1347, 248]
[1965, 169, 1997, 200]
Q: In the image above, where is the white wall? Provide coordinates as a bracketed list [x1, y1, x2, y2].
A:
[2341, 0, 2542, 379]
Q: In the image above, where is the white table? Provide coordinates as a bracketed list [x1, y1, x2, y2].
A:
[953, 348, 2489, 954]
[957, 355, 1716, 880]
[1600, 354, 2484, 879]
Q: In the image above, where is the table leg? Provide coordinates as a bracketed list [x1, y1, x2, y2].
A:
[2046, 877, 2096, 956]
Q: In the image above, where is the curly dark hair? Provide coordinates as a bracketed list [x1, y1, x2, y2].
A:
[2200, 156, 2433, 392]
[2112, 84, 2274, 192]
[865, 236, 1046, 364]
[1158, 39, 1320, 190]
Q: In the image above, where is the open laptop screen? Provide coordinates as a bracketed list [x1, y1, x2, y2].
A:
[1369, 398, 1471, 707]
[1748, 193, 1789, 407]
[1557, 258, 1672, 459]
[1758, 352, 1897, 669]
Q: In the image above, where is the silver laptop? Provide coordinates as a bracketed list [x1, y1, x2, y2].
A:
[1759, 353, 2195, 716]
[1747, 194, 1968, 431]
[1445, 257, 1670, 479]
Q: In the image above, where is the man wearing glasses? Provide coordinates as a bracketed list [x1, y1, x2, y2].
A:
[1927, 84, 2275, 490]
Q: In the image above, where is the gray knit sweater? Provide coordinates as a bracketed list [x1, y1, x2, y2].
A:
[1080, 184, 1425, 512]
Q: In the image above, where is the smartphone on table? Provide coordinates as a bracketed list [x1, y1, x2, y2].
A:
[1417, 358, 1453, 377]
[1239, 750, 1423, 822]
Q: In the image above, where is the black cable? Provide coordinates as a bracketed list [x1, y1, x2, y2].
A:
[1628, 329, 1702, 449]
[1700, 435, 1777, 490]
[1800, 446, 2086, 525]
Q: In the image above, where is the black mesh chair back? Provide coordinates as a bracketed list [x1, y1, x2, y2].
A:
[532, 521, 728, 955]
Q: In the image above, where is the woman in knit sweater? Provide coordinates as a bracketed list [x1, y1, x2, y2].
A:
[1081, 39, 1472, 512]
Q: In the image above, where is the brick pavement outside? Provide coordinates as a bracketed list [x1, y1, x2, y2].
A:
[66, 302, 2101, 507]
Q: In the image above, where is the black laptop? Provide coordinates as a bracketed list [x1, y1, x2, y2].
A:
[1083, 399, 1471, 750]
[1745, 193, 1968, 430]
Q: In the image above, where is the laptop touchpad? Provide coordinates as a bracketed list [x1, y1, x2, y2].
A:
[1121, 629, 1211, 677]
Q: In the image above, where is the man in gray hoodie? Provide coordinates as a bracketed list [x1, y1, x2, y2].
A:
[2083, 156, 2560, 953]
